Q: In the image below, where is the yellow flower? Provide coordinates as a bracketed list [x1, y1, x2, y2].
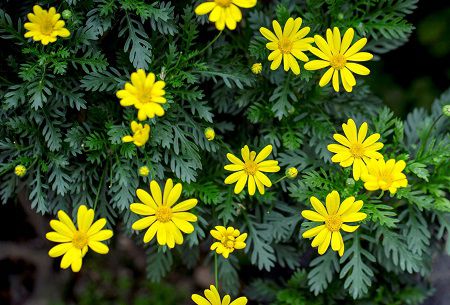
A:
[259, 17, 314, 75]
[116, 69, 166, 121]
[194, 0, 257, 31]
[362, 159, 408, 195]
[122, 121, 150, 147]
[285, 167, 298, 179]
[210, 226, 247, 258]
[24, 5, 70, 45]
[251, 63, 262, 74]
[304, 27, 373, 92]
[224, 144, 280, 196]
[192, 285, 248, 305]
[327, 118, 383, 181]
[14, 165, 27, 177]
[46, 205, 113, 272]
[130, 179, 198, 248]
[301, 191, 366, 256]
[138, 166, 150, 177]
[204, 127, 215, 141]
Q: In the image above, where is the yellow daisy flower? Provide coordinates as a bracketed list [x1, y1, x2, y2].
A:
[24, 5, 70, 45]
[362, 159, 408, 195]
[116, 69, 166, 121]
[301, 190, 366, 256]
[194, 0, 257, 31]
[14, 165, 27, 177]
[192, 285, 248, 305]
[251, 63, 262, 74]
[130, 179, 198, 248]
[210, 226, 247, 258]
[122, 121, 150, 147]
[224, 144, 280, 196]
[259, 17, 314, 75]
[46, 205, 113, 272]
[327, 118, 383, 181]
[304, 27, 373, 92]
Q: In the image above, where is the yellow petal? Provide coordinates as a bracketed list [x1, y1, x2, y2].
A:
[301, 210, 325, 222]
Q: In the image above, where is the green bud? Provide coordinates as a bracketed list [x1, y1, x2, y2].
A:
[346, 178, 355, 186]
[62, 10, 72, 19]
[338, 13, 344, 20]
[443, 105, 450, 117]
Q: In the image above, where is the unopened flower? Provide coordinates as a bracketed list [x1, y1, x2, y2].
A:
[116, 69, 167, 121]
[46, 205, 113, 272]
[224, 145, 280, 195]
[62, 9, 72, 19]
[362, 159, 408, 195]
[210, 226, 247, 258]
[251, 63, 262, 74]
[14, 165, 27, 177]
[286, 167, 298, 179]
[24, 5, 70, 45]
[304, 27, 373, 92]
[302, 191, 366, 256]
[260, 17, 313, 75]
[204, 127, 215, 141]
[122, 121, 150, 147]
[192, 285, 248, 305]
[443, 105, 450, 117]
[138, 166, 150, 177]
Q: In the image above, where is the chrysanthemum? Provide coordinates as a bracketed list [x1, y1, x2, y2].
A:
[194, 0, 257, 31]
[304, 27, 373, 92]
[224, 145, 280, 196]
[130, 179, 198, 248]
[46, 205, 113, 272]
[362, 159, 408, 195]
[24, 5, 70, 45]
[210, 226, 247, 258]
[116, 69, 166, 121]
[192, 285, 248, 305]
[259, 17, 314, 75]
[122, 121, 150, 147]
[327, 118, 383, 181]
[301, 191, 366, 256]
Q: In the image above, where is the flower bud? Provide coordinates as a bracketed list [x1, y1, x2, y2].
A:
[285, 167, 298, 179]
[251, 63, 262, 75]
[442, 105, 450, 117]
[204, 127, 215, 141]
[62, 9, 72, 19]
[15, 165, 27, 177]
[138, 166, 150, 177]
[346, 178, 355, 186]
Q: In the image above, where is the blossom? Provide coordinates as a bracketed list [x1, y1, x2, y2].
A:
[304, 27, 373, 92]
[285, 167, 298, 179]
[46, 205, 113, 272]
[259, 17, 314, 75]
[301, 191, 366, 256]
[327, 118, 383, 181]
[210, 226, 247, 258]
[138, 166, 150, 177]
[130, 179, 198, 248]
[14, 165, 27, 177]
[224, 145, 280, 195]
[116, 69, 166, 121]
[192, 285, 248, 305]
[251, 63, 262, 74]
[24, 5, 70, 45]
[122, 121, 150, 147]
[362, 159, 408, 195]
[204, 127, 215, 141]
[194, 0, 256, 31]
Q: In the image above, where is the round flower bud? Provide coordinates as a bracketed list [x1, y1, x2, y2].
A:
[338, 13, 344, 20]
[62, 10, 72, 19]
[14, 165, 27, 177]
[204, 127, 215, 141]
[138, 166, 150, 177]
[285, 167, 298, 179]
[442, 105, 450, 117]
[346, 178, 355, 186]
[251, 63, 262, 75]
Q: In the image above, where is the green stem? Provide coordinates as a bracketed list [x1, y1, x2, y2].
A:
[214, 252, 219, 289]
[188, 31, 222, 61]
[376, 190, 384, 199]
[417, 114, 443, 158]
[274, 175, 287, 184]
[93, 168, 106, 211]
[217, 138, 233, 154]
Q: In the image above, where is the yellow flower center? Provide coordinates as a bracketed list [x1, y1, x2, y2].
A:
[72, 231, 88, 249]
[244, 161, 258, 175]
[221, 235, 236, 249]
[330, 54, 347, 70]
[215, 0, 232, 7]
[325, 215, 342, 232]
[349, 143, 365, 158]
[379, 172, 393, 188]
[155, 206, 172, 223]
[137, 89, 156, 104]
[40, 18, 54, 36]
[278, 37, 293, 54]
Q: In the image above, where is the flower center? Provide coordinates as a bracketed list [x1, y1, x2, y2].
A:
[244, 161, 258, 175]
[349, 143, 365, 158]
[221, 235, 236, 249]
[40, 18, 54, 35]
[330, 54, 347, 70]
[325, 215, 342, 232]
[379, 171, 393, 188]
[137, 89, 155, 104]
[215, 0, 232, 7]
[278, 37, 293, 54]
[155, 206, 172, 223]
[72, 231, 88, 249]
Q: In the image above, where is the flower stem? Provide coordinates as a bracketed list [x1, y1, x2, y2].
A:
[189, 31, 222, 61]
[214, 252, 219, 289]
[274, 175, 287, 184]
[417, 114, 443, 159]
[93, 168, 106, 211]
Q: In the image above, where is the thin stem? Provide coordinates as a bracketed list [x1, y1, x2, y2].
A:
[188, 31, 222, 61]
[214, 252, 219, 289]
[274, 175, 287, 184]
[93, 168, 106, 211]
[376, 190, 384, 199]
[417, 114, 443, 158]
[217, 138, 233, 154]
